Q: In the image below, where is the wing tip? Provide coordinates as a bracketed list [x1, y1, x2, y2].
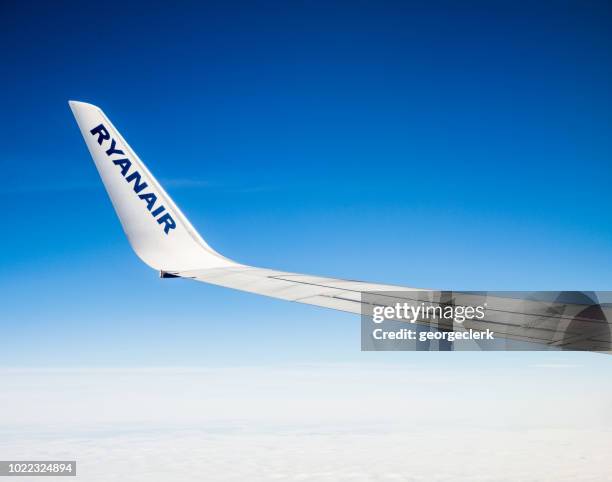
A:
[68, 100, 101, 114]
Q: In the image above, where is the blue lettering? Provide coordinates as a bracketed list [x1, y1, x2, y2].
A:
[157, 213, 176, 234]
[90, 124, 110, 145]
[96, 128, 175, 235]
[105, 139, 125, 157]
[125, 171, 148, 194]
[138, 192, 157, 211]
[112, 158, 131, 176]
[151, 205, 165, 217]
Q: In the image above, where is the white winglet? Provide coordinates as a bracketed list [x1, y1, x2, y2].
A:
[69, 101, 235, 272]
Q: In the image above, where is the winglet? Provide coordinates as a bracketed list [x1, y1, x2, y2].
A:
[69, 101, 235, 272]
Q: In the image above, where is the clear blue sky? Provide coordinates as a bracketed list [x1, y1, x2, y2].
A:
[0, 0, 611, 367]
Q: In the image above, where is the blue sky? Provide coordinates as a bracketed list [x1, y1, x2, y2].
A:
[0, 1, 611, 367]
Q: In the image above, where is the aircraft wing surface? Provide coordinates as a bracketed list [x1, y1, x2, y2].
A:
[69, 100, 611, 353]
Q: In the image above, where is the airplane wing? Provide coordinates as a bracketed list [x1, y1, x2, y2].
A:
[69, 101, 612, 353]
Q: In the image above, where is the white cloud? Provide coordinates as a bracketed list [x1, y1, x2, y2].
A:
[1, 426, 610, 482]
[0, 365, 610, 481]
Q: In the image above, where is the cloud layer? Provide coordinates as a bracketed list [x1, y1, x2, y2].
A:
[1, 365, 610, 481]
